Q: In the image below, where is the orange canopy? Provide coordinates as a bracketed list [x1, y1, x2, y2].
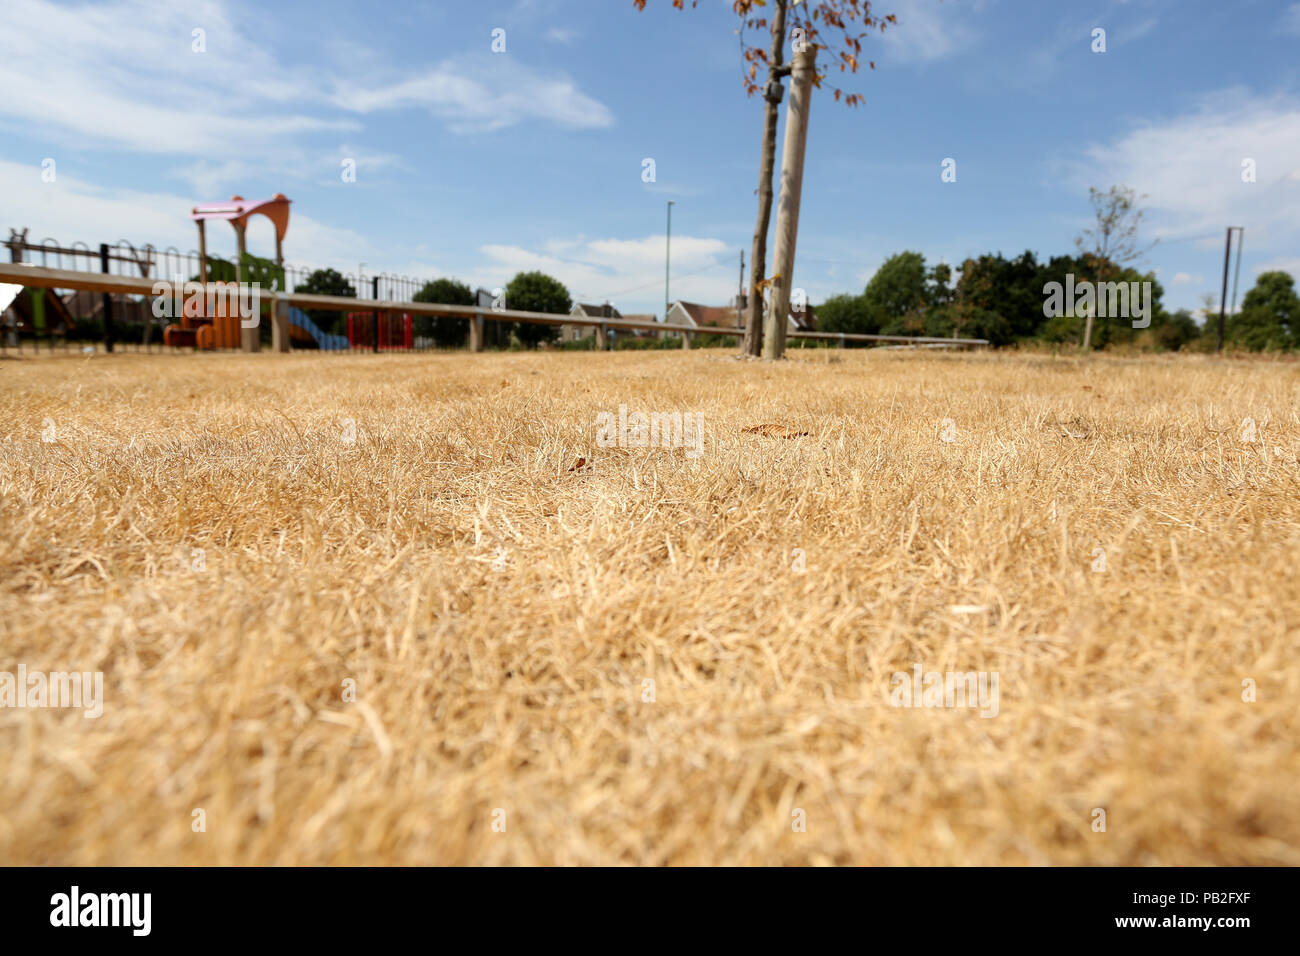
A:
[190, 194, 291, 241]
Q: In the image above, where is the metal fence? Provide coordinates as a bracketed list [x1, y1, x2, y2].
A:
[2, 229, 463, 351]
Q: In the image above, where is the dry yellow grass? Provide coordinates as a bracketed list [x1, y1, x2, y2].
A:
[1, 348, 1298, 865]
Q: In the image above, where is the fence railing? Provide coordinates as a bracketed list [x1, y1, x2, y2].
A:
[1, 260, 990, 353]
[5, 230, 433, 302]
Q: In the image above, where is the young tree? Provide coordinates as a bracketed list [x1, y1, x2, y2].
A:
[504, 271, 570, 349]
[1075, 185, 1155, 350]
[635, 0, 894, 356]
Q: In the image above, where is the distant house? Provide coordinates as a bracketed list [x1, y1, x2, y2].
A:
[62, 289, 152, 325]
[476, 287, 511, 348]
[564, 302, 617, 342]
[566, 303, 660, 344]
[666, 294, 816, 337]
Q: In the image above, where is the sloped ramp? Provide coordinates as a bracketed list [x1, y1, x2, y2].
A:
[288, 307, 350, 350]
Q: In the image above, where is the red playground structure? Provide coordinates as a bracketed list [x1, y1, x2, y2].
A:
[346, 311, 413, 350]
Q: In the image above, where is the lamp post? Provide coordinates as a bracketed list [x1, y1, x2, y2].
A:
[665, 200, 674, 326]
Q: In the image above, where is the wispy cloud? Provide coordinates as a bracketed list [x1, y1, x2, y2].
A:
[1073, 88, 1300, 258]
[328, 55, 613, 133]
[1283, 3, 1300, 36]
[0, 0, 613, 181]
[477, 235, 732, 310]
[0, 158, 375, 268]
[880, 0, 982, 64]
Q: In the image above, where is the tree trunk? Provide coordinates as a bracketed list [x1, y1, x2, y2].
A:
[741, 0, 788, 358]
[763, 46, 815, 361]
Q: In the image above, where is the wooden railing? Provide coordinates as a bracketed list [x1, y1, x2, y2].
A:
[0, 263, 990, 352]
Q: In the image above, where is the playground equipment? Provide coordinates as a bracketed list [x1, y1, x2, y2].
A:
[289, 307, 349, 350]
[165, 195, 291, 350]
[1, 285, 76, 344]
[347, 310, 413, 350]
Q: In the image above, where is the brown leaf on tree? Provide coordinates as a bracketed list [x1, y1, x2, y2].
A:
[742, 423, 809, 438]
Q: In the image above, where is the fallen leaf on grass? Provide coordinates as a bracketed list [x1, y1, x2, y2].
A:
[1042, 415, 1091, 440]
[567, 457, 590, 472]
[742, 423, 809, 438]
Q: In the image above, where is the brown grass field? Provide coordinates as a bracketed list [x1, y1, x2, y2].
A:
[2, 347, 1298, 865]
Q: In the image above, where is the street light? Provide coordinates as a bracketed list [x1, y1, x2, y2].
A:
[665, 201, 675, 326]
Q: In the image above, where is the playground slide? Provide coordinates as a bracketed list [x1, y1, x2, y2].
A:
[288, 307, 349, 350]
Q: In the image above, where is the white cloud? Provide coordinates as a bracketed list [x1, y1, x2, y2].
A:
[0, 0, 613, 178]
[0, 159, 374, 270]
[1170, 272, 1203, 286]
[1075, 89, 1300, 255]
[1256, 256, 1300, 280]
[1283, 4, 1300, 36]
[880, 0, 981, 64]
[475, 235, 733, 314]
[545, 28, 578, 44]
[0, 0, 353, 158]
[328, 56, 613, 133]
[1111, 17, 1160, 47]
[172, 160, 260, 200]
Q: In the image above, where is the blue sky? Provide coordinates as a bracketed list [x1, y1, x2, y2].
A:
[2, 0, 1298, 319]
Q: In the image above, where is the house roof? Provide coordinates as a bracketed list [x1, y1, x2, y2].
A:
[673, 301, 742, 328]
[61, 289, 150, 322]
[572, 302, 622, 318]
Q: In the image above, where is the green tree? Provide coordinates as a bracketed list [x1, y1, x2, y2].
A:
[1228, 271, 1300, 351]
[1100, 268, 1165, 349]
[816, 292, 877, 337]
[413, 278, 475, 348]
[928, 262, 953, 308]
[504, 271, 570, 348]
[1150, 309, 1201, 351]
[865, 251, 927, 335]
